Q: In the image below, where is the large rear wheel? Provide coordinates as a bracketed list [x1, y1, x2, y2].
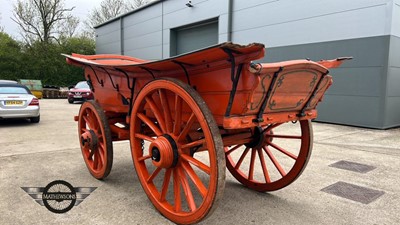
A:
[130, 78, 225, 224]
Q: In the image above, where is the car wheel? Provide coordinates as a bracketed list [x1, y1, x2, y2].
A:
[30, 115, 40, 123]
[68, 99, 74, 104]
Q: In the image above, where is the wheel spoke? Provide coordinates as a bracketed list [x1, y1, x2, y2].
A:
[181, 161, 208, 198]
[98, 143, 105, 163]
[173, 168, 181, 212]
[93, 151, 99, 170]
[147, 167, 162, 184]
[145, 96, 167, 133]
[138, 155, 151, 162]
[181, 154, 211, 175]
[178, 167, 197, 212]
[159, 89, 173, 133]
[263, 123, 282, 133]
[178, 112, 196, 142]
[89, 110, 100, 130]
[263, 147, 287, 177]
[248, 149, 256, 181]
[173, 95, 182, 136]
[257, 148, 271, 183]
[135, 133, 155, 142]
[83, 115, 94, 129]
[180, 139, 205, 149]
[88, 148, 96, 159]
[225, 144, 243, 155]
[268, 142, 297, 160]
[137, 113, 162, 136]
[234, 147, 250, 170]
[160, 169, 172, 202]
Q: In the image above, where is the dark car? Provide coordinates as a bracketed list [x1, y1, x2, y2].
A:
[68, 81, 93, 103]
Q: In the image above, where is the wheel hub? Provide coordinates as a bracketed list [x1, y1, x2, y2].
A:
[245, 127, 265, 149]
[149, 134, 178, 168]
[81, 130, 98, 150]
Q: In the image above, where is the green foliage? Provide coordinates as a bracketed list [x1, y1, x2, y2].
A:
[0, 32, 95, 86]
[0, 32, 22, 80]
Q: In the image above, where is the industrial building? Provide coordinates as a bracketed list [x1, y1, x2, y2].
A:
[94, 0, 400, 129]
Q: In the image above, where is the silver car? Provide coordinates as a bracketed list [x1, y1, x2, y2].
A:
[0, 83, 40, 123]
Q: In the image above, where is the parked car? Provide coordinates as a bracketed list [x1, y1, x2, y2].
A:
[68, 81, 93, 103]
[0, 80, 18, 84]
[0, 83, 40, 123]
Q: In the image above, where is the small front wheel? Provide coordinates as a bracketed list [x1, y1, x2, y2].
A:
[78, 100, 113, 179]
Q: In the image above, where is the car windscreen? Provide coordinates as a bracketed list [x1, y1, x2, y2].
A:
[0, 87, 30, 94]
[75, 82, 89, 89]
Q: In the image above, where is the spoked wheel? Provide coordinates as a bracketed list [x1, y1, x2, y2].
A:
[78, 100, 113, 179]
[225, 120, 312, 192]
[130, 78, 225, 225]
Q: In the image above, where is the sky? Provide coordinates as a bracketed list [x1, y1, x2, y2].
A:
[0, 0, 103, 39]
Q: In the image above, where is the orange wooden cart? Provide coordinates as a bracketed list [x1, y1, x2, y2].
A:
[65, 42, 350, 224]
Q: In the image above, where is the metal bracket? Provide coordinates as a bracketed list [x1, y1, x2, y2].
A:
[87, 66, 104, 87]
[253, 67, 283, 123]
[100, 67, 119, 91]
[172, 60, 191, 86]
[115, 68, 136, 116]
[139, 66, 156, 79]
[298, 70, 329, 117]
[223, 47, 246, 117]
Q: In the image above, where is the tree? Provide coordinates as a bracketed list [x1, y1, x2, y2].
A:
[0, 32, 22, 80]
[12, 0, 79, 44]
[83, 0, 150, 38]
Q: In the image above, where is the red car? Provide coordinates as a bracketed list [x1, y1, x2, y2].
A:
[68, 81, 93, 103]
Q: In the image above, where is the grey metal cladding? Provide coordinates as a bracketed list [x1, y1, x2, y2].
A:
[263, 36, 389, 67]
[384, 97, 400, 127]
[123, 17, 162, 39]
[392, 1, 400, 38]
[122, 3, 162, 26]
[232, 1, 389, 47]
[316, 95, 382, 128]
[123, 31, 162, 52]
[384, 35, 400, 127]
[96, 20, 121, 54]
[124, 45, 162, 61]
[326, 67, 383, 97]
[163, 0, 225, 30]
[388, 35, 400, 68]
[263, 36, 390, 128]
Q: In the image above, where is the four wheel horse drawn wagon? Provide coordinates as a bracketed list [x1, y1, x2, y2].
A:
[64, 42, 349, 224]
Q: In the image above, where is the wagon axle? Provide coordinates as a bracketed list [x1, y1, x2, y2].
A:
[149, 134, 178, 168]
[81, 130, 98, 151]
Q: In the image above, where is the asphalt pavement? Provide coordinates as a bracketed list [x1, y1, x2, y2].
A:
[0, 99, 399, 225]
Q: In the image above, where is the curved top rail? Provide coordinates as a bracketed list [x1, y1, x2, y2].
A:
[64, 42, 265, 74]
[71, 53, 148, 63]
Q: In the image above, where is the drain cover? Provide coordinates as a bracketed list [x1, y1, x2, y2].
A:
[321, 181, 384, 204]
[329, 160, 376, 173]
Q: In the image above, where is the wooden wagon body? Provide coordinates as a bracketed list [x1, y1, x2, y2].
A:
[65, 42, 349, 224]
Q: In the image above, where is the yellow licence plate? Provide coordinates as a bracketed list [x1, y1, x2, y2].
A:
[5, 100, 23, 105]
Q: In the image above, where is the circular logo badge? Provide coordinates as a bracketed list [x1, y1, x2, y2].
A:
[42, 180, 76, 213]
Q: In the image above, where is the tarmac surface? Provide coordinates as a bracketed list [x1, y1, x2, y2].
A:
[0, 99, 399, 225]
